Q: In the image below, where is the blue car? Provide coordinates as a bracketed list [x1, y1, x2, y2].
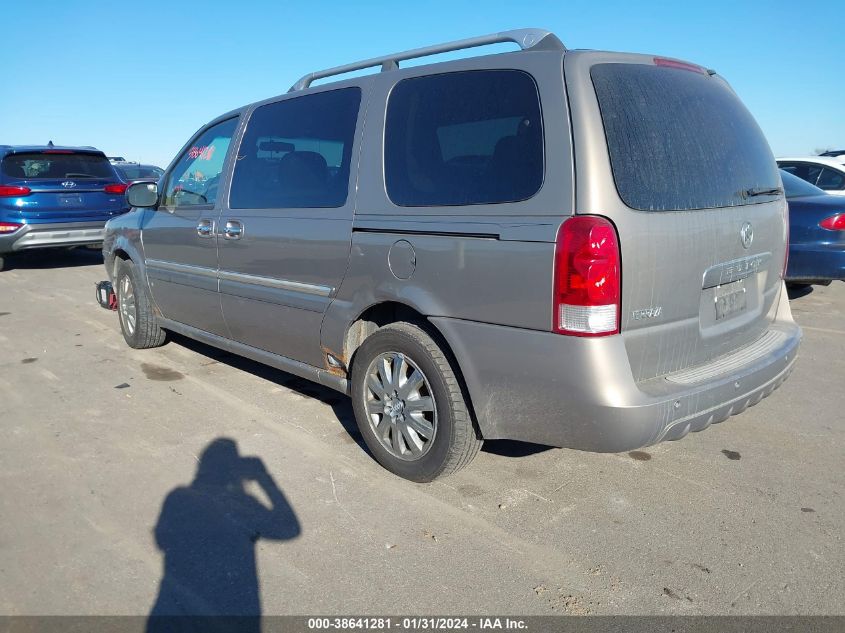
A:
[0, 144, 130, 271]
[782, 169, 845, 285]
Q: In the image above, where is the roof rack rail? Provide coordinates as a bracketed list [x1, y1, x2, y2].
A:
[289, 28, 564, 92]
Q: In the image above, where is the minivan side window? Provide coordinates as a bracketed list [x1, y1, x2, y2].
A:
[162, 117, 238, 208]
[385, 70, 544, 207]
[229, 88, 362, 209]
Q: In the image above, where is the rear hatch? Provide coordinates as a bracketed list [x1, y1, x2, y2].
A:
[565, 52, 788, 381]
[0, 150, 129, 224]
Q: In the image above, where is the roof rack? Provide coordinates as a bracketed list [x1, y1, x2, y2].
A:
[289, 28, 565, 92]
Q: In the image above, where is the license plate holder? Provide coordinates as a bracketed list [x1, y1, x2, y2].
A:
[715, 279, 747, 321]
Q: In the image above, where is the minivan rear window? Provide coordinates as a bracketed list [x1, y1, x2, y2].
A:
[591, 63, 780, 211]
[385, 70, 544, 207]
[1, 153, 114, 180]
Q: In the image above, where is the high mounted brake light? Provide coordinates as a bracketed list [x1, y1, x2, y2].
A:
[653, 57, 707, 75]
[553, 215, 621, 336]
[42, 150, 75, 154]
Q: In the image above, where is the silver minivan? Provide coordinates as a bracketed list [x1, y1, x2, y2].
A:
[102, 29, 801, 481]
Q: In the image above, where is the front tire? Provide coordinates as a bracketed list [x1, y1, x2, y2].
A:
[350, 322, 482, 482]
[115, 258, 166, 349]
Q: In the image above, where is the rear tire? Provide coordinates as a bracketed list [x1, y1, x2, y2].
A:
[115, 258, 166, 349]
[0, 256, 5, 272]
[350, 322, 482, 482]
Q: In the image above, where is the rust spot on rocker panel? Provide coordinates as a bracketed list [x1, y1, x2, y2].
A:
[321, 346, 348, 378]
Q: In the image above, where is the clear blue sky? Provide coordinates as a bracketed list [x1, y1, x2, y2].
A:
[2, 0, 842, 169]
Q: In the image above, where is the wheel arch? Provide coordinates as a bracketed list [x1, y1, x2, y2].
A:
[340, 300, 485, 440]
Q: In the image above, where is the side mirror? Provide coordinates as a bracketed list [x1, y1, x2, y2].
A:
[126, 181, 159, 208]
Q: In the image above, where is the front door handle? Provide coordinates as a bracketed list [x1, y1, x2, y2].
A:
[223, 220, 243, 240]
[196, 219, 214, 238]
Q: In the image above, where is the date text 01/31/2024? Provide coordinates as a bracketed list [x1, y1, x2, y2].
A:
[307, 618, 528, 630]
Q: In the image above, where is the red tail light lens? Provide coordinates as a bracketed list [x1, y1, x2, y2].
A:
[0, 185, 32, 197]
[553, 215, 621, 336]
[0, 222, 23, 233]
[104, 183, 128, 195]
[820, 213, 845, 231]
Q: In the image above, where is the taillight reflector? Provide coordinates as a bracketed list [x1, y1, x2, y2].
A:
[0, 222, 23, 233]
[104, 183, 128, 194]
[0, 185, 31, 197]
[553, 215, 621, 336]
[782, 202, 789, 278]
[820, 214, 845, 231]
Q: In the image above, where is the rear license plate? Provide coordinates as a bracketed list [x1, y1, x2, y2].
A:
[59, 195, 83, 206]
[715, 280, 747, 321]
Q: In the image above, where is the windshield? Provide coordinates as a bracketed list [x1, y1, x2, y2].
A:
[2, 152, 114, 179]
[780, 169, 825, 198]
[591, 63, 780, 211]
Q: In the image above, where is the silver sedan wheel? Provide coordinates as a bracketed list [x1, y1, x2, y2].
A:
[118, 274, 137, 337]
[363, 352, 437, 461]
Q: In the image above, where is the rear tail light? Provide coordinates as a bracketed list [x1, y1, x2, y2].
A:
[0, 185, 31, 197]
[103, 183, 128, 194]
[553, 215, 621, 336]
[0, 222, 23, 233]
[820, 213, 845, 231]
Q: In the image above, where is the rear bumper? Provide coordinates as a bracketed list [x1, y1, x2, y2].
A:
[0, 221, 107, 254]
[431, 284, 801, 452]
[786, 243, 845, 282]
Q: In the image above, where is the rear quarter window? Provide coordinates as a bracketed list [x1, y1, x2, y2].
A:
[591, 63, 780, 211]
[384, 70, 544, 207]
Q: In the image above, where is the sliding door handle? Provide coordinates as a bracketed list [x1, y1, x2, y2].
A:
[223, 220, 243, 240]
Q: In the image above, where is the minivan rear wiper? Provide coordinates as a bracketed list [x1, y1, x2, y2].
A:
[742, 186, 783, 198]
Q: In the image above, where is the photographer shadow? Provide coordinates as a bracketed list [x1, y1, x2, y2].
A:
[147, 438, 300, 633]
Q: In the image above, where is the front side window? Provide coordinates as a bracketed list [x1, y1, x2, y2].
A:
[385, 70, 544, 207]
[229, 88, 361, 209]
[162, 117, 238, 208]
[817, 167, 845, 191]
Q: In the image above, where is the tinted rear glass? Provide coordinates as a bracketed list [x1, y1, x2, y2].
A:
[385, 70, 543, 207]
[591, 63, 780, 211]
[2, 153, 114, 179]
[780, 170, 824, 199]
